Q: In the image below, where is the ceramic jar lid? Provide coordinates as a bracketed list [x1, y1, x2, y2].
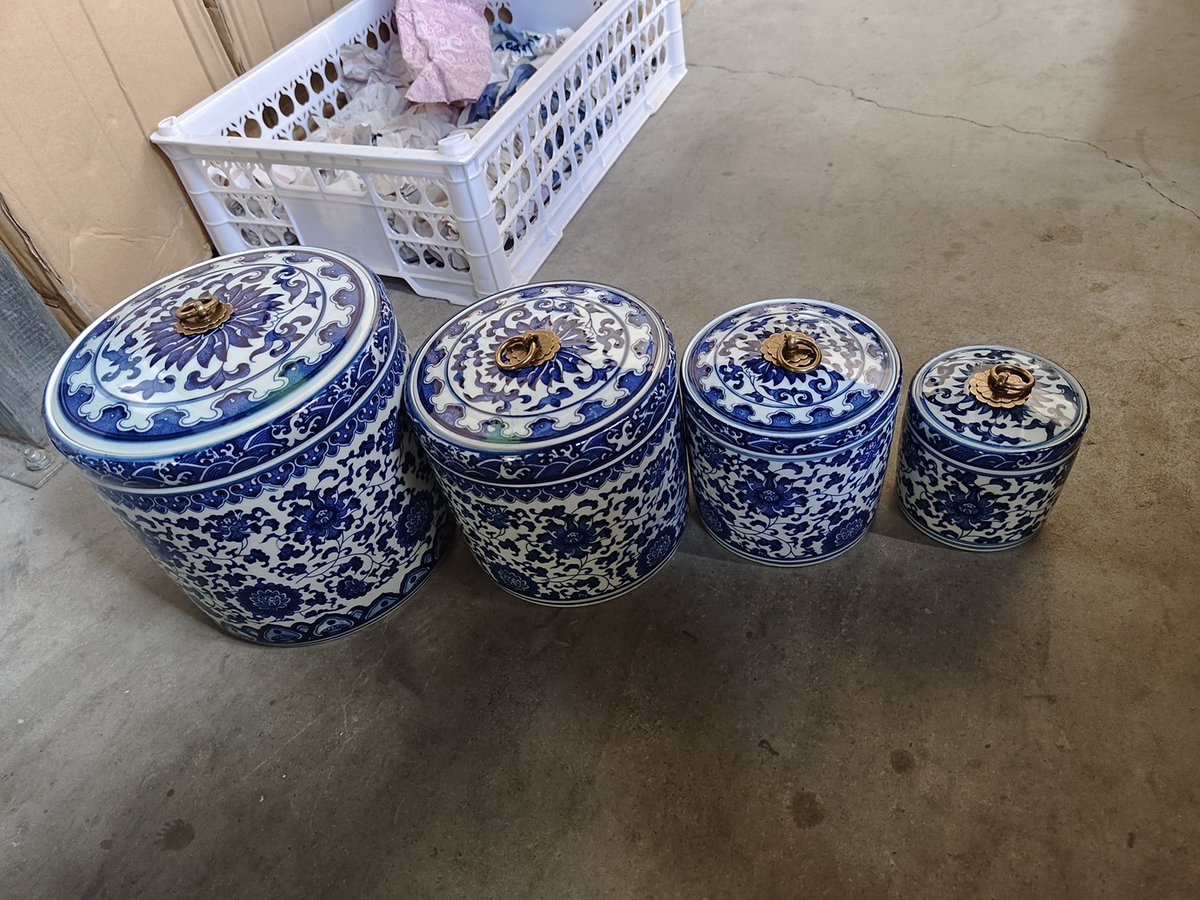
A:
[910, 345, 1089, 456]
[408, 281, 675, 479]
[45, 248, 390, 487]
[683, 299, 901, 445]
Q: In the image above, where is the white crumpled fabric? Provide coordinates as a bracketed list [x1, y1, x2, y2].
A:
[272, 42, 460, 196]
[272, 25, 572, 199]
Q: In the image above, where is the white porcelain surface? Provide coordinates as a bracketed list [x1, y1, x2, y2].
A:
[898, 345, 1089, 550]
[682, 299, 902, 566]
[45, 248, 451, 643]
[406, 281, 688, 605]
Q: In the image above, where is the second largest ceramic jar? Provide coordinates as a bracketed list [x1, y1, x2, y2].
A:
[682, 299, 902, 565]
[406, 281, 689, 605]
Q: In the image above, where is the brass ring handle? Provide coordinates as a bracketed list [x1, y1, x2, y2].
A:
[761, 331, 822, 374]
[174, 294, 233, 335]
[494, 329, 561, 371]
[967, 363, 1036, 408]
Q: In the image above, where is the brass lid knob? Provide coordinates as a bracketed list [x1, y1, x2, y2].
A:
[174, 294, 233, 335]
[761, 331, 822, 374]
[495, 329, 561, 371]
[967, 363, 1036, 408]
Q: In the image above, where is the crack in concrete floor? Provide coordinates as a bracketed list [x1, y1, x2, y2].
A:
[690, 61, 1200, 221]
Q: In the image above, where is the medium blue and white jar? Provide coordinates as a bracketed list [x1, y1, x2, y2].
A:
[405, 281, 688, 605]
[682, 299, 902, 566]
[897, 345, 1089, 550]
[43, 248, 452, 644]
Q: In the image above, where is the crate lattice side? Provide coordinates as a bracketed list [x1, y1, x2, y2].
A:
[154, 0, 683, 303]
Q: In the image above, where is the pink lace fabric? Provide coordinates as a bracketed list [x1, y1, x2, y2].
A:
[393, 0, 492, 104]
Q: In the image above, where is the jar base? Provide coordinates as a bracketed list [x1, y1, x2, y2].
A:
[697, 520, 870, 567]
[493, 537, 684, 607]
[898, 504, 1041, 552]
[219, 543, 451, 646]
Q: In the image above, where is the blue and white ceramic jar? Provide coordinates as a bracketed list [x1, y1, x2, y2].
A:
[43, 248, 452, 644]
[897, 345, 1089, 550]
[405, 281, 688, 605]
[682, 299, 902, 566]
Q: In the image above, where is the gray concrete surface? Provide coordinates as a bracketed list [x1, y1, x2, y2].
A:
[3, 0, 1199, 896]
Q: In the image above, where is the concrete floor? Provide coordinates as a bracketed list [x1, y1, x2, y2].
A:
[4, 0, 1199, 896]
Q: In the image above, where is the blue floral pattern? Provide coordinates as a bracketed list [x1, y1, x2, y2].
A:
[682, 299, 902, 566]
[54, 250, 366, 441]
[686, 410, 897, 565]
[335, 576, 371, 600]
[912, 346, 1088, 457]
[397, 492, 437, 547]
[100, 356, 451, 643]
[135, 279, 299, 389]
[684, 300, 900, 434]
[939, 484, 998, 530]
[49, 255, 394, 489]
[46, 249, 452, 645]
[411, 282, 663, 450]
[897, 404, 1083, 550]
[206, 508, 272, 543]
[432, 401, 689, 604]
[542, 513, 610, 556]
[897, 346, 1089, 550]
[283, 485, 360, 541]
[236, 583, 304, 618]
[409, 282, 688, 606]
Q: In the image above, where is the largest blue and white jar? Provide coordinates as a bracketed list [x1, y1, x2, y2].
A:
[43, 248, 451, 645]
[406, 281, 689, 605]
[682, 299, 902, 565]
[897, 345, 1090, 550]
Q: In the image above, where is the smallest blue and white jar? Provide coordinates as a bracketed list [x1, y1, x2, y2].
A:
[682, 299, 902, 566]
[897, 345, 1090, 550]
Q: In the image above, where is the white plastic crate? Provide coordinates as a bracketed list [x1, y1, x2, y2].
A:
[152, 0, 686, 304]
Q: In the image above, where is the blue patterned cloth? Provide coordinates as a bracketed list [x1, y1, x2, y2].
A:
[491, 21, 543, 58]
[467, 61, 538, 123]
[463, 22, 571, 124]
